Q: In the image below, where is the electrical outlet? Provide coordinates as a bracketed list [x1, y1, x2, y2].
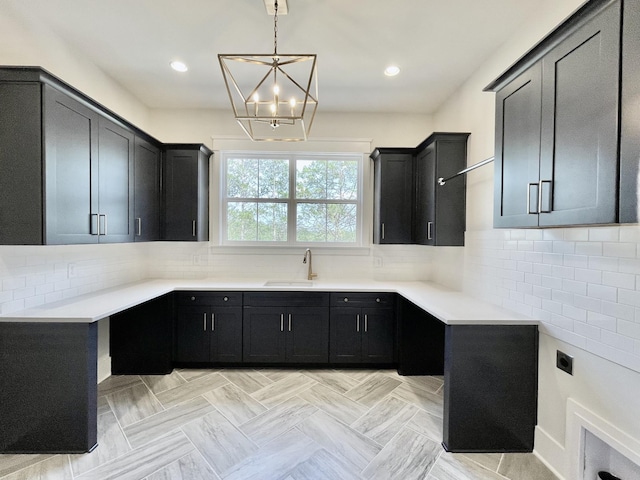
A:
[373, 256, 383, 268]
[67, 263, 77, 278]
[556, 350, 573, 375]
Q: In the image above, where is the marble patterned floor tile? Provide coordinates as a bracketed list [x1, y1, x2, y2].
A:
[391, 382, 444, 417]
[69, 411, 131, 477]
[222, 428, 322, 480]
[362, 427, 442, 480]
[155, 372, 228, 409]
[220, 369, 275, 394]
[107, 383, 165, 427]
[351, 396, 419, 446]
[75, 430, 194, 480]
[176, 368, 221, 382]
[140, 371, 187, 395]
[123, 396, 216, 448]
[146, 451, 220, 480]
[283, 448, 364, 480]
[300, 369, 362, 394]
[181, 410, 258, 476]
[427, 451, 506, 480]
[97, 395, 112, 416]
[97, 375, 143, 396]
[405, 409, 444, 443]
[498, 453, 559, 480]
[461, 453, 504, 473]
[298, 383, 369, 425]
[203, 383, 267, 426]
[239, 396, 318, 446]
[0, 454, 54, 478]
[0, 455, 71, 480]
[334, 368, 380, 382]
[250, 372, 317, 409]
[396, 374, 444, 393]
[258, 368, 301, 382]
[344, 373, 402, 408]
[296, 410, 382, 472]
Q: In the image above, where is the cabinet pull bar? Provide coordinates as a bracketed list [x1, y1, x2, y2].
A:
[203, 313, 207, 331]
[356, 314, 360, 332]
[527, 183, 539, 215]
[192, 220, 197, 237]
[365, 314, 368, 332]
[90, 214, 99, 235]
[288, 313, 292, 332]
[427, 222, 433, 240]
[539, 180, 552, 213]
[136, 218, 142, 237]
[212, 313, 215, 331]
[98, 214, 108, 236]
[381, 223, 385, 240]
[280, 313, 284, 332]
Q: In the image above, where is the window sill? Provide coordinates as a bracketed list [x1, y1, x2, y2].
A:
[207, 245, 372, 256]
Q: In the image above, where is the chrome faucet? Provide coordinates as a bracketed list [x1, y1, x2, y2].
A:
[303, 248, 318, 280]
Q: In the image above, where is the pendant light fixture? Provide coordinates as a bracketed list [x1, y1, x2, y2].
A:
[218, 0, 318, 141]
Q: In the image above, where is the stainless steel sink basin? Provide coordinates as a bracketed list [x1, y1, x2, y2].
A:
[264, 280, 314, 287]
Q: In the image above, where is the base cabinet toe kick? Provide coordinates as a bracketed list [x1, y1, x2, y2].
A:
[0, 290, 538, 454]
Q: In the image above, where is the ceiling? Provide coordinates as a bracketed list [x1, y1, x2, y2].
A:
[7, 0, 546, 114]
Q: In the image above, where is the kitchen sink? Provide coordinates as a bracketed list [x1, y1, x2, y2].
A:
[264, 280, 315, 287]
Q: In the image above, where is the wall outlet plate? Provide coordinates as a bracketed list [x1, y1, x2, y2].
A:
[556, 350, 573, 375]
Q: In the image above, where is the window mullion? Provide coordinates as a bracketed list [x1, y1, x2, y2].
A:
[288, 155, 296, 244]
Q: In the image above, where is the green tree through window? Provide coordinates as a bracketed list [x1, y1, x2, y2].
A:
[223, 153, 361, 245]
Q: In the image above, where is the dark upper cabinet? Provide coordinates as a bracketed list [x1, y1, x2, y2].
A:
[134, 137, 162, 242]
[243, 292, 330, 364]
[371, 148, 414, 244]
[163, 144, 211, 242]
[488, 0, 624, 228]
[329, 293, 395, 364]
[415, 133, 469, 246]
[174, 292, 243, 364]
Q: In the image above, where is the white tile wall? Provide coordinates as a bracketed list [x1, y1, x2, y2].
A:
[463, 226, 640, 373]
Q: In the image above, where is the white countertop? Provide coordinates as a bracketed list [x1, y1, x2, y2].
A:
[0, 278, 536, 326]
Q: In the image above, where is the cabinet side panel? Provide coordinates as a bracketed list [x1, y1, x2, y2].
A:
[435, 140, 467, 246]
[134, 138, 162, 241]
[0, 83, 43, 244]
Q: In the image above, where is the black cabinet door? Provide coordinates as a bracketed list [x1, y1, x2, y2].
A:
[98, 119, 134, 243]
[134, 137, 161, 241]
[415, 145, 436, 245]
[164, 146, 210, 241]
[372, 150, 414, 244]
[539, 1, 620, 226]
[175, 306, 210, 363]
[243, 307, 286, 363]
[494, 64, 542, 228]
[210, 307, 243, 363]
[286, 307, 329, 363]
[362, 307, 395, 363]
[44, 85, 99, 244]
[329, 307, 362, 363]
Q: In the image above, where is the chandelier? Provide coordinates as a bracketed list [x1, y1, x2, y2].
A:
[218, 0, 318, 141]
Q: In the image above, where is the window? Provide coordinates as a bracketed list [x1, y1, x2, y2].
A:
[221, 152, 362, 245]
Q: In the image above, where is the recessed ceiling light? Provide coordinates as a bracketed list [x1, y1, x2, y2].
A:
[384, 65, 400, 77]
[170, 61, 188, 73]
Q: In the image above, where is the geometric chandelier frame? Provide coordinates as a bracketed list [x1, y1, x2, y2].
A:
[218, 1, 318, 141]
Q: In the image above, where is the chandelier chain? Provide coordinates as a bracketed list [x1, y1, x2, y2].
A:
[273, 0, 278, 54]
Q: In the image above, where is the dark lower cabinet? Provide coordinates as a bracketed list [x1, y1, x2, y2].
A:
[243, 292, 330, 364]
[110, 294, 173, 374]
[442, 325, 538, 452]
[174, 292, 243, 364]
[329, 293, 395, 364]
[397, 297, 445, 375]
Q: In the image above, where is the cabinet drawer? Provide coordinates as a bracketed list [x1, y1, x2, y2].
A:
[176, 291, 242, 307]
[244, 292, 329, 307]
[330, 292, 395, 307]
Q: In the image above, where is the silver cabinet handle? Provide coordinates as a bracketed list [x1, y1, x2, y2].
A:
[90, 213, 99, 235]
[288, 313, 292, 332]
[356, 314, 360, 332]
[381, 223, 385, 240]
[192, 220, 197, 237]
[527, 183, 539, 214]
[280, 313, 284, 332]
[364, 314, 368, 332]
[136, 218, 142, 236]
[539, 180, 552, 213]
[98, 214, 108, 236]
[427, 221, 433, 240]
[212, 313, 215, 331]
[203, 313, 207, 331]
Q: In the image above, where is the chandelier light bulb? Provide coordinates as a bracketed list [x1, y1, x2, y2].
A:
[273, 85, 280, 95]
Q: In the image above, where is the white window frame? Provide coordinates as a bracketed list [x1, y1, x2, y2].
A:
[220, 151, 364, 247]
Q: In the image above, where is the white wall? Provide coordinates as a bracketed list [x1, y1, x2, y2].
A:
[431, 0, 640, 477]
